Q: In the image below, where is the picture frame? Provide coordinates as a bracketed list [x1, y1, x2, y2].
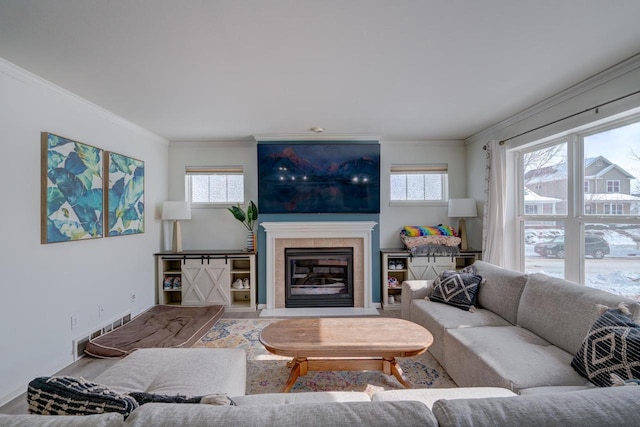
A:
[41, 132, 104, 243]
[104, 151, 145, 236]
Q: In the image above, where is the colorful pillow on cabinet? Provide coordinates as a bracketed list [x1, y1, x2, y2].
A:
[401, 225, 457, 237]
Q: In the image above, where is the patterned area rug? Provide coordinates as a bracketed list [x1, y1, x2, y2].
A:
[193, 318, 456, 395]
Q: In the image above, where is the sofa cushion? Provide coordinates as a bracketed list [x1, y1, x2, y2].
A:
[408, 299, 510, 365]
[372, 387, 516, 409]
[124, 401, 438, 427]
[432, 386, 640, 427]
[444, 326, 590, 392]
[93, 348, 247, 397]
[571, 306, 640, 387]
[518, 385, 596, 395]
[0, 413, 124, 427]
[232, 391, 371, 405]
[27, 376, 138, 418]
[429, 270, 482, 311]
[517, 273, 640, 355]
[468, 261, 528, 325]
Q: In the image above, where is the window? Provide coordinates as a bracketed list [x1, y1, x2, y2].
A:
[525, 205, 538, 214]
[517, 117, 640, 301]
[185, 166, 244, 205]
[604, 204, 623, 215]
[390, 164, 448, 203]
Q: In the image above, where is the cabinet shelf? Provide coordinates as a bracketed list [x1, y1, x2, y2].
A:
[380, 249, 482, 310]
[155, 251, 256, 311]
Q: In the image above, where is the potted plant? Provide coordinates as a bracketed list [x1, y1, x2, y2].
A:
[228, 201, 258, 251]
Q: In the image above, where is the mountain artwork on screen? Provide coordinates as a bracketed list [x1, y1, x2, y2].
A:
[258, 143, 380, 214]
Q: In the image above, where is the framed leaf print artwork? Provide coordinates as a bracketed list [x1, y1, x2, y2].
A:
[41, 132, 104, 243]
[105, 152, 144, 236]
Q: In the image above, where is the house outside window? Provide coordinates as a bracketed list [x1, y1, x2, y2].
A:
[390, 164, 448, 204]
[517, 117, 640, 301]
[185, 166, 244, 206]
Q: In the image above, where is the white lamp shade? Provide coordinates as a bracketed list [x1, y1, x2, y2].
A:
[162, 201, 191, 220]
[448, 198, 477, 218]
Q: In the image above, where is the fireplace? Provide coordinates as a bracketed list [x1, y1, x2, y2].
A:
[261, 221, 377, 310]
[285, 248, 354, 308]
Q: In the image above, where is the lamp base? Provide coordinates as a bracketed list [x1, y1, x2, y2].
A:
[458, 218, 469, 251]
[172, 220, 183, 252]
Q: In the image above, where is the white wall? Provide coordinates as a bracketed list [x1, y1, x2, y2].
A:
[167, 141, 258, 250]
[168, 139, 467, 250]
[465, 56, 640, 264]
[379, 140, 467, 248]
[0, 59, 169, 404]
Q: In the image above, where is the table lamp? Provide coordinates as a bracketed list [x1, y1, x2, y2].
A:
[162, 201, 191, 252]
[448, 198, 477, 251]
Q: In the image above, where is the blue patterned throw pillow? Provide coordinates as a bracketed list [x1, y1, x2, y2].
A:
[571, 305, 640, 387]
[429, 270, 482, 311]
[28, 376, 138, 418]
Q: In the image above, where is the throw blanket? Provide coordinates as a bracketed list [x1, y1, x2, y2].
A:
[401, 225, 457, 237]
[411, 244, 460, 257]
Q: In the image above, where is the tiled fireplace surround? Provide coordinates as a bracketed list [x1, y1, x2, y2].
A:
[261, 221, 377, 310]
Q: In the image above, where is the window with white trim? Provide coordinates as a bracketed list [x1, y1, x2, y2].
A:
[390, 164, 448, 202]
[606, 180, 620, 193]
[516, 116, 640, 301]
[604, 204, 623, 215]
[185, 166, 244, 205]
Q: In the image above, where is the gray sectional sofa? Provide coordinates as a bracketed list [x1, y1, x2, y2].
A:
[3, 262, 639, 426]
[401, 260, 640, 393]
[4, 346, 639, 426]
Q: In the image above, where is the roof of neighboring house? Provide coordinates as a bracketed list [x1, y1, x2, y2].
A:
[586, 158, 636, 180]
[584, 193, 640, 202]
[523, 189, 563, 203]
[526, 156, 635, 185]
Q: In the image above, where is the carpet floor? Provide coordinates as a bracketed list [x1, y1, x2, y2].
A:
[193, 318, 456, 396]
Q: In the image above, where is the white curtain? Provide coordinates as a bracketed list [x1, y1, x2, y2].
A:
[482, 140, 507, 266]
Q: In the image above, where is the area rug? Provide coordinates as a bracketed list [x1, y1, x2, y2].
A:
[193, 318, 456, 396]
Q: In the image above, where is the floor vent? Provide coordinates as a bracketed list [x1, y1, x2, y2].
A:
[72, 312, 131, 360]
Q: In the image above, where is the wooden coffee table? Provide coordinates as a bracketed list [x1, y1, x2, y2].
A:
[259, 317, 433, 392]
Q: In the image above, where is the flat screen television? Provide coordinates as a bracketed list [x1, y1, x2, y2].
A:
[258, 142, 380, 214]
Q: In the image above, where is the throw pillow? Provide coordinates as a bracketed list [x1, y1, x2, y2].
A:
[459, 264, 478, 275]
[428, 270, 483, 311]
[571, 305, 640, 387]
[128, 391, 236, 406]
[28, 376, 138, 418]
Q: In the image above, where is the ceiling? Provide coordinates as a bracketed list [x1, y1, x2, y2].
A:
[1, 1, 640, 142]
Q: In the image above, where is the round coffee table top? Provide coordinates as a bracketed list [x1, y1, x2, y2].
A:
[259, 317, 433, 358]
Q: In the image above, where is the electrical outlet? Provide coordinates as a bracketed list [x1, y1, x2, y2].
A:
[70, 315, 78, 330]
[130, 293, 136, 302]
[98, 305, 105, 318]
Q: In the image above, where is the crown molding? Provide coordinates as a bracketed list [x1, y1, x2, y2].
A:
[465, 52, 640, 145]
[253, 134, 380, 142]
[0, 57, 168, 144]
[169, 140, 257, 148]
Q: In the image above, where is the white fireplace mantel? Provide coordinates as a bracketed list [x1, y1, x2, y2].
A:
[261, 221, 377, 310]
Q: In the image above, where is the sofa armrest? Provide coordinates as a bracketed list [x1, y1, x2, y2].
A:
[401, 280, 433, 320]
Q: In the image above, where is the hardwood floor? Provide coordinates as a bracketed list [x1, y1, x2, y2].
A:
[0, 308, 399, 415]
